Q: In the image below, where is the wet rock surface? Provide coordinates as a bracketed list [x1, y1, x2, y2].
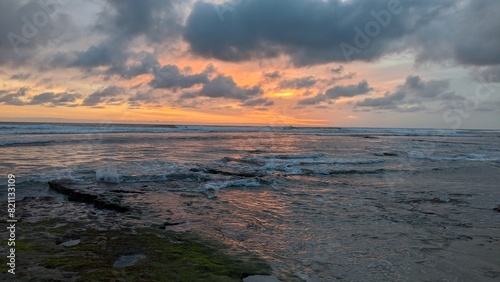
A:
[0, 190, 274, 282]
[48, 181, 131, 212]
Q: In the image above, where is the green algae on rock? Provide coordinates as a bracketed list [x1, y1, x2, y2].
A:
[3, 218, 272, 282]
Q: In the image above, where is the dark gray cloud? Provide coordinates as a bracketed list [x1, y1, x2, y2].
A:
[10, 73, 31, 80]
[54, 43, 161, 79]
[150, 64, 210, 90]
[184, 0, 462, 66]
[97, 0, 183, 43]
[448, 0, 500, 66]
[329, 72, 357, 83]
[279, 76, 317, 89]
[48, 0, 184, 77]
[0, 87, 81, 107]
[0, 88, 28, 106]
[296, 80, 372, 106]
[329, 65, 344, 74]
[402, 75, 450, 98]
[263, 71, 281, 80]
[298, 94, 327, 106]
[128, 92, 158, 103]
[185, 0, 500, 68]
[82, 86, 124, 106]
[29, 92, 81, 106]
[127, 91, 161, 108]
[240, 98, 274, 107]
[356, 75, 454, 111]
[326, 80, 372, 99]
[0, 1, 77, 65]
[356, 91, 405, 109]
[198, 75, 262, 100]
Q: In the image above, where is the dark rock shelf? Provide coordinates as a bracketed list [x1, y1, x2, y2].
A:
[48, 181, 130, 212]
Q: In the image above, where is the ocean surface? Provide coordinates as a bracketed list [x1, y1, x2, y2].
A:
[1, 122, 500, 281]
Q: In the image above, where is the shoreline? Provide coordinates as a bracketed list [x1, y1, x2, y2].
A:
[2, 163, 500, 281]
[0, 182, 300, 281]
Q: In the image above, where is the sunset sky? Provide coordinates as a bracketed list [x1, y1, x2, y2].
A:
[0, 0, 499, 128]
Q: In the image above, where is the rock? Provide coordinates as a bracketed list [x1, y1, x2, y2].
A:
[48, 181, 98, 204]
[59, 239, 81, 247]
[48, 181, 130, 212]
[159, 220, 186, 229]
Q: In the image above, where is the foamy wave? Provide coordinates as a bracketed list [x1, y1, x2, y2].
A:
[3, 123, 497, 137]
[408, 152, 500, 162]
[201, 179, 263, 190]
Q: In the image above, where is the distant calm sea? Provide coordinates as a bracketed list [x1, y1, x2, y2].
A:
[1, 123, 499, 281]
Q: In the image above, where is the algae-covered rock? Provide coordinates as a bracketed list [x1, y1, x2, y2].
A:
[4, 218, 271, 282]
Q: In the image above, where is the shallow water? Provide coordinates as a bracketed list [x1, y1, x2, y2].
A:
[1, 123, 499, 280]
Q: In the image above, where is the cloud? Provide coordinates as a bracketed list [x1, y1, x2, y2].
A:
[198, 75, 262, 101]
[329, 65, 344, 74]
[184, 0, 500, 69]
[329, 72, 357, 83]
[356, 91, 405, 109]
[0, 88, 28, 106]
[97, 0, 183, 43]
[82, 86, 124, 106]
[0, 87, 82, 107]
[402, 75, 450, 98]
[47, 0, 185, 77]
[0, 1, 78, 65]
[298, 94, 327, 106]
[29, 92, 82, 106]
[240, 98, 274, 107]
[10, 73, 31, 80]
[184, 0, 462, 66]
[279, 76, 317, 89]
[356, 75, 454, 111]
[325, 80, 373, 99]
[475, 66, 500, 83]
[447, 0, 500, 66]
[150, 64, 210, 90]
[263, 71, 281, 80]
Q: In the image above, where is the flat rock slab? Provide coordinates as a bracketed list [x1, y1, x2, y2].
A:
[59, 239, 81, 247]
[48, 181, 130, 212]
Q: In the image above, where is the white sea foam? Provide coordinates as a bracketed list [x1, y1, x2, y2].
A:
[96, 165, 120, 184]
[2, 123, 498, 136]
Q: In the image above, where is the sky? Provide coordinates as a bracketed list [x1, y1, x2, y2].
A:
[0, 0, 499, 129]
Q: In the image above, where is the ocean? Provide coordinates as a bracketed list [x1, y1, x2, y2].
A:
[1, 122, 499, 281]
